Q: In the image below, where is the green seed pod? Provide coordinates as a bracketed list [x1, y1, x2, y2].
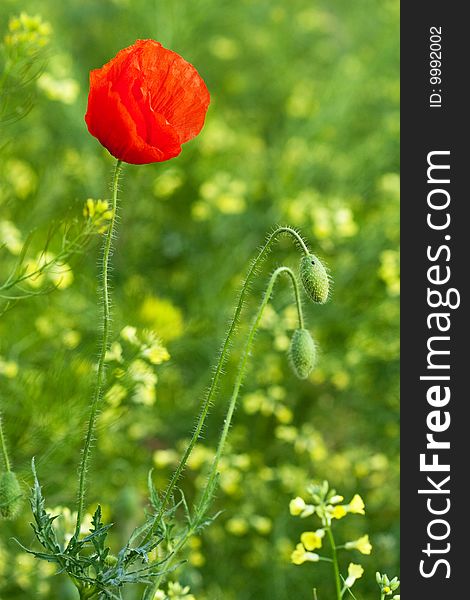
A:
[0, 471, 22, 520]
[289, 329, 317, 379]
[104, 554, 118, 567]
[299, 254, 330, 304]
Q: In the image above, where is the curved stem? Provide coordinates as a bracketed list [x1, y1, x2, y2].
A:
[144, 266, 302, 598]
[290, 266, 304, 329]
[143, 227, 309, 543]
[327, 527, 342, 600]
[74, 159, 122, 539]
[0, 412, 11, 471]
[199, 266, 300, 508]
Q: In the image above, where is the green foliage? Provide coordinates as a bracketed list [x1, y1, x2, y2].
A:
[0, 11, 51, 124]
[0, 0, 399, 598]
[0, 470, 22, 519]
[19, 460, 179, 599]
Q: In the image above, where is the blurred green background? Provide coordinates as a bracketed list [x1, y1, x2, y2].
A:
[0, 0, 399, 598]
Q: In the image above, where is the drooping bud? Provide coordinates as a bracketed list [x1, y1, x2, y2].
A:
[299, 254, 330, 304]
[0, 471, 22, 520]
[289, 329, 317, 379]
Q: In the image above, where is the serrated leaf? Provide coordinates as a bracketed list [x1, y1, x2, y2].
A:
[147, 469, 161, 511]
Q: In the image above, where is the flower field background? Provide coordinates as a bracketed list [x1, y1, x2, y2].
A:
[0, 0, 399, 598]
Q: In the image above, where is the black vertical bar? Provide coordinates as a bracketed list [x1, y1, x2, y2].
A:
[401, 4, 466, 598]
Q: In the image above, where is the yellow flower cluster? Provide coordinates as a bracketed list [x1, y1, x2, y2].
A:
[376, 572, 400, 598]
[104, 327, 170, 407]
[153, 581, 196, 600]
[289, 481, 373, 594]
[225, 513, 273, 537]
[4, 13, 52, 52]
[193, 172, 247, 220]
[24, 252, 73, 290]
[289, 491, 365, 524]
[243, 387, 293, 424]
[13, 552, 55, 595]
[37, 72, 80, 105]
[291, 543, 320, 565]
[83, 198, 114, 234]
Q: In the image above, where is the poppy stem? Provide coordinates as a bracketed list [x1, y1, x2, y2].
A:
[0, 412, 12, 472]
[74, 159, 122, 540]
[144, 266, 303, 598]
[143, 227, 309, 543]
[195, 266, 303, 516]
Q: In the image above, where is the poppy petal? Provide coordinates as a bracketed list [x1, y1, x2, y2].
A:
[85, 39, 210, 164]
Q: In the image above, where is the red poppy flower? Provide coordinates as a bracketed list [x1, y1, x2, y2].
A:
[85, 39, 210, 164]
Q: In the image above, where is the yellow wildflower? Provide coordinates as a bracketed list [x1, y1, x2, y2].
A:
[345, 563, 364, 588]
[331, 505, 347, 520]
[289, 497, 306, 516]
[289, 496, 315, 518]
[84, 199, 113, 233]
[291, 543, 320, 565]
[348, 494, 365, 515]
[345, 534, 372, 555]
[120, 325, 139, 345]
[142, 340, 170, 365]
[105, 342, 123, 363]
[300, 529, 325, 551]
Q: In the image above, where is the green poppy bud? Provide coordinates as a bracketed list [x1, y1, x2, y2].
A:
[299, 254, 330, 304]
[0, 471, 22, 520]
[289, 329, 317, 379]
[105, 554, 118, 567]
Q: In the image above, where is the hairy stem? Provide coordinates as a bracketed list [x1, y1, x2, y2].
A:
[74, 159, 122, 539]
[144, 266, 303, 598]
[327, 527, 342, 600]
[198, 266, 301, 510]
[291, 265, 304, 328]
[144, 227, 309, 545]
[0, 412, 11, 471]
